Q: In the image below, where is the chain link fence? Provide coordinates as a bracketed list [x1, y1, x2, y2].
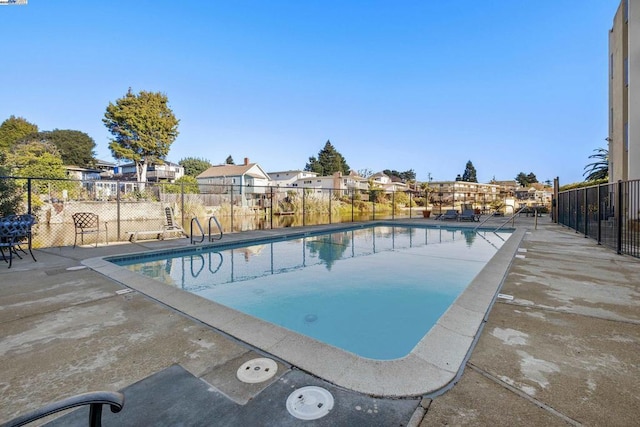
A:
[1, 176, 525, 249]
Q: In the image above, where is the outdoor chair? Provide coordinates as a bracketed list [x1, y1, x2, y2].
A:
[72, 212, 108, 248]
[459, 209, 479, 222]
[440, 209, 458, 221]
[0, 215, 37, 268]
[126, 207, 187, 242]
[164, 206, 187, 238]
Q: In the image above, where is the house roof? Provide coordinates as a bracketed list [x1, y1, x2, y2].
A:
[197, 163, 270, 179]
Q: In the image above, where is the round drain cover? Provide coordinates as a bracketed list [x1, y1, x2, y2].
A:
[236, 358, 278, 383]
[286, 386, 334, 420]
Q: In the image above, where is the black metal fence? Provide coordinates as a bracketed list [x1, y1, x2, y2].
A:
[1, 176, 528, 249]
[557, 179, 640, 257]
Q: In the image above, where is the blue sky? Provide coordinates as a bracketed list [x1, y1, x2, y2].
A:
[1, 0, 618, 184]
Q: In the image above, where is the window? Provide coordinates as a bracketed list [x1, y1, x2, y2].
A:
[624, 57, 629, 86]
[624, 122, 629, 151]
[610, 54, 614, 80]
[610, 108, 614, 132]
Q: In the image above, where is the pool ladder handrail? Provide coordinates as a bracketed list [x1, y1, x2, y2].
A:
[190, 217, 205, 244]
[208, 215, 223, 241]
[190, 216, 224, 244]
[493, 206, 528, 232]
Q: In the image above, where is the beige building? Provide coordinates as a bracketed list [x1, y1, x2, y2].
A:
[609, 0, 640, 181]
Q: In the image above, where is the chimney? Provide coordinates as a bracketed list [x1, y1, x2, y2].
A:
[244, 157, 249, 165]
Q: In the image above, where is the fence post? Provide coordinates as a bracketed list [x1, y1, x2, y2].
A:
[617, 180, 623, 254]
[372, 195, 375, 220]
[117, 181, 121, 241]
[583, 188, 588, 237]
[230, 185, 234, 233]
[27, 178, 32, 215]
[616, 180, 624, 255]
[181, 181, 185, 227]
[302, 189, 306, 226]
[574, 189, 579, 233]
[270, 186, 274, 229]
[597, 183, 602, 245]
[351, 190, 354, 222]
[392, 191, 395, 219]
[329, 189, 332, 224]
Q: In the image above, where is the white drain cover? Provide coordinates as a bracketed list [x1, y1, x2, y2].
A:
[286, 386, 334, 420]
[236, 358, 278, 383]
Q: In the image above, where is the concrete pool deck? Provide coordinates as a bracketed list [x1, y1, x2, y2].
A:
[1, 216, 639, 425]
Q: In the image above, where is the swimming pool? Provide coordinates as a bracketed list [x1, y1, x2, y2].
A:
[88, 221, 525, 396]
[112, 225, 510, 359]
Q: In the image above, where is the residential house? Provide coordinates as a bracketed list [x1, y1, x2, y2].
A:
[196, 158, 271, 206]
[428, 180, 501, 212]
[292, 172, 347, 196]
[268, 170, 318, 187]
[117, 161, 184, 183]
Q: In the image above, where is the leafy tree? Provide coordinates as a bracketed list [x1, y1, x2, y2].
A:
[6, 140, 69, 195]
[0, 163, 22, 216]
[383, 169, 416, 182]
[461, 161, 478, 182]
[0, 116, 38, 153]
[103, 89, 179, 184]
[180, 157, 212, 177]
[305, 140, 350, 176]
[515, 172, 538, 187]
[225, 155, 235, 164]
[163, 175, 199, 193]
[21, 129, 96, 167]
[583, 148, 608, 181]
[357, 168, 373, 178]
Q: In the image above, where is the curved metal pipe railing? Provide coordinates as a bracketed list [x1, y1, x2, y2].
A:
[4, 391, 124, 427]
[208, 215, 223, 242]
[190, 217, 205, 244]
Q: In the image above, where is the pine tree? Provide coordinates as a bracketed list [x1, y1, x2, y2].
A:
[305, 140, 350, 175]
[462, 161, 477, 182]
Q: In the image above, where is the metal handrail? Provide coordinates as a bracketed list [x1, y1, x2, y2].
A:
[3, 391, 124, 427]
[472, 212, 496, 231]
[190, 217, 205, 244]
[494, 206, 528, 232]
[208, 215, 223, 242]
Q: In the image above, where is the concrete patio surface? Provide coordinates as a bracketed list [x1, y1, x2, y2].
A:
[0, 216, 638, 426]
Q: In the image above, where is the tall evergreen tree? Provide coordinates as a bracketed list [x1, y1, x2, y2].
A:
[515, 172, 538, 187]
[225, 155, 235, 164]
[305, 140, 350, 175]
[461, 161, 478, 182]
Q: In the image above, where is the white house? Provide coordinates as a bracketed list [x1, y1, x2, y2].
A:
[268, 170, 318, 187]
[196, 158, 271, 194]
[117, 161, 184, 182]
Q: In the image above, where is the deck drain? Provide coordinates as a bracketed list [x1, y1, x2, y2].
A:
[236, 358, 278, 383]
[286, 386, 334, 420]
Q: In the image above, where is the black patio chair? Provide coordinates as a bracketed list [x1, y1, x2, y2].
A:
[0, 216, 36, 268]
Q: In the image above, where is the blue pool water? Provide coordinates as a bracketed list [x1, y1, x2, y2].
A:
[113, 225, 511, 360]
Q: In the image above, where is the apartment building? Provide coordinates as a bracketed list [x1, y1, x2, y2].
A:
[609, 0, 640, 181]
